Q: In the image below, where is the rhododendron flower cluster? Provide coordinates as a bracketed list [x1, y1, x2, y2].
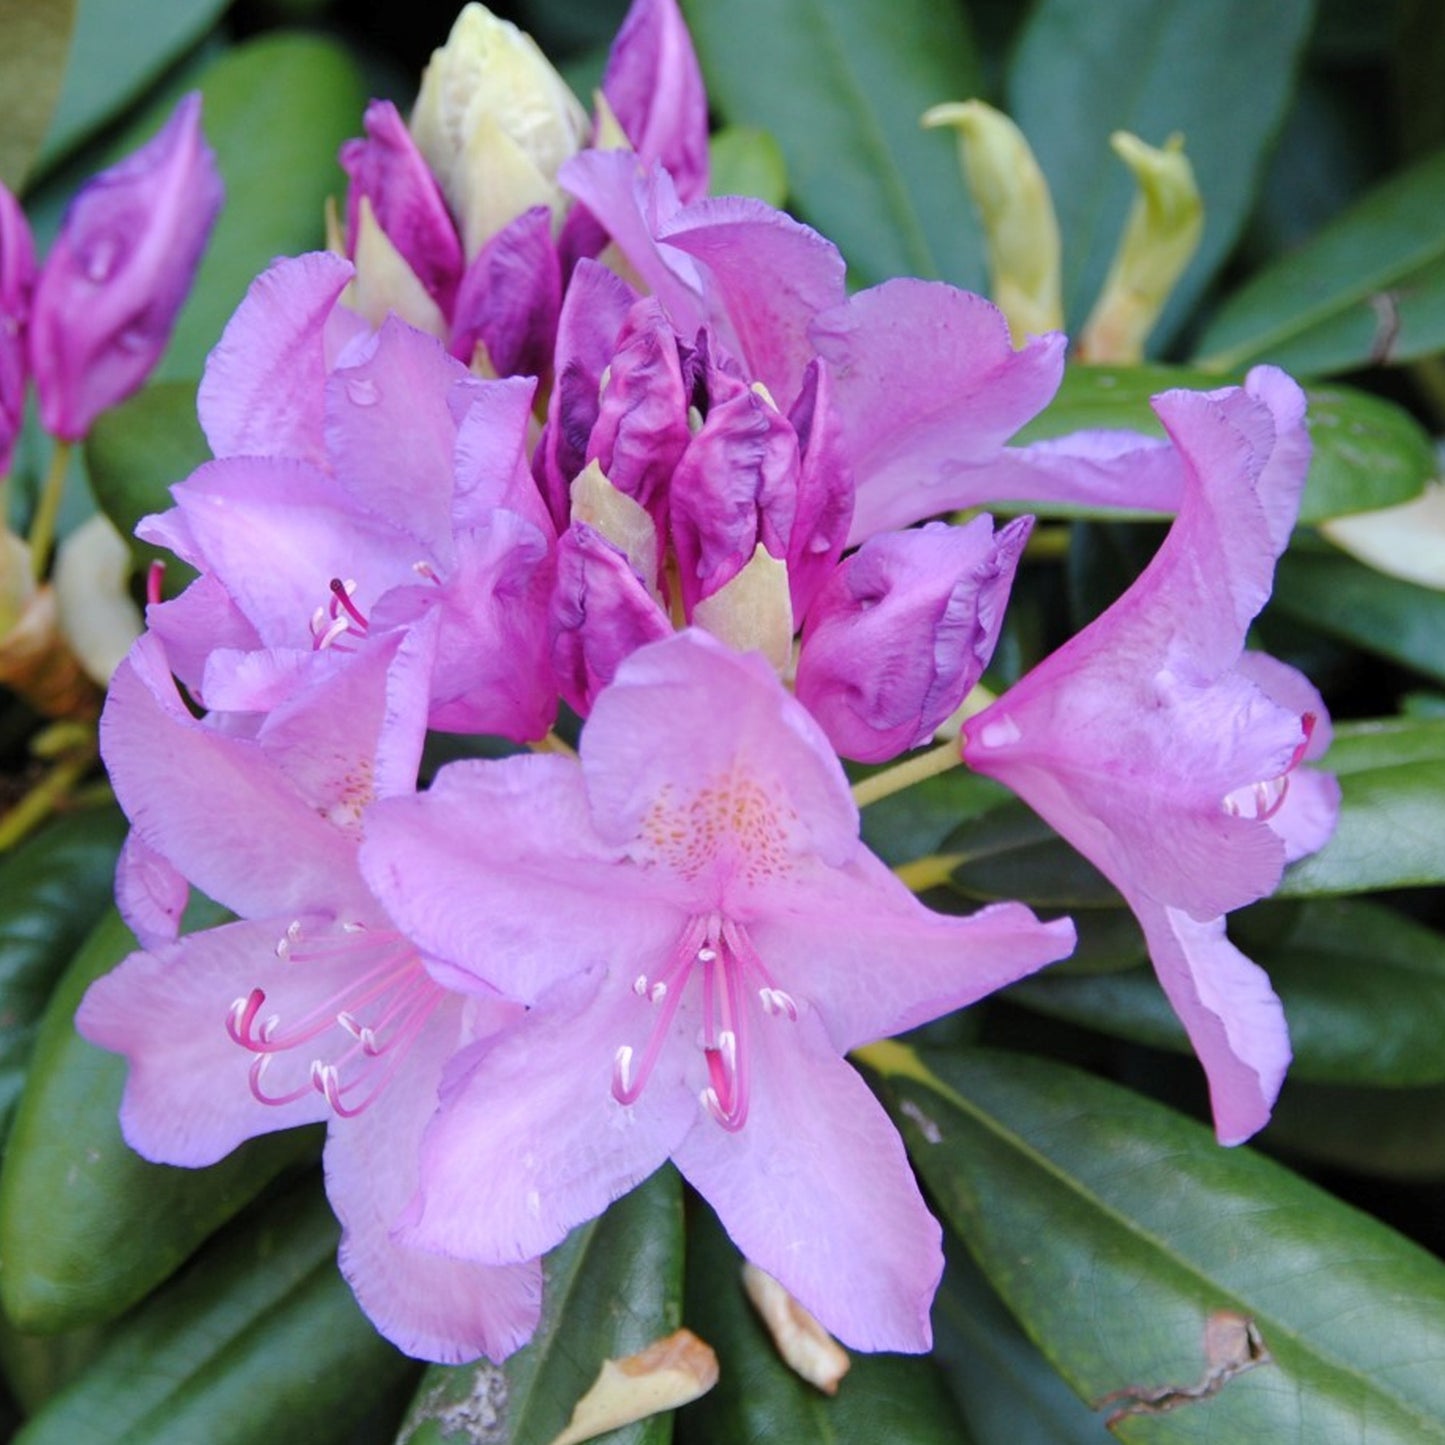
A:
[75, 0, 1337, 1371]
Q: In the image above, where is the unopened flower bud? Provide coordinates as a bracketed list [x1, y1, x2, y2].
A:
[28, 93, 222, 442]
[346, 195, 448, 339]
[691, 542, 794, 675]
[1079, 132, 1203, 364]
[796, 516, 1031, 763]
[410, 3, 589, 258]
[924, 100, 1062, 344]
[1, 183, 35, 474]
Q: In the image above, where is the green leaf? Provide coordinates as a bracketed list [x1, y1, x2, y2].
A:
[1263, 1079, 1445, 1180]
[1014, 365, 1435, 523]
[35, 0, 231, 176]
[14, 1179, 418, 1445]
[866, 1042, 1445, 1442]
[1278, 717, 1445, 895]
[859, 768, 1009, 868]
[708, 125, 787, 208]
[1196, 145, 1445, 375]
[85, 381, 209, 589]
[680, 0, 985, 290]
[0, 806, 128, 1140]
[932, 1236, 1105, 1445]
[1196, 139, 1445, 372]
[0, 0, 78, 189]
[678, 1197, 970, 1444]
[1269, 545, 1445, 682]
[0, 907, 321, 1333]
[1010, 899, 1445, 1086]
[396, 1168, 684, 1445]
[156, 32, 368, 380]
[941, 800, 1123, 910]
[1006, 0, 1313, 347]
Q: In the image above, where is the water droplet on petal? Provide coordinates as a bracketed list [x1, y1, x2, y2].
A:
[977, 716, 1022, 750]
[806, 532, 832, 555]
[346, 377, 380, 407]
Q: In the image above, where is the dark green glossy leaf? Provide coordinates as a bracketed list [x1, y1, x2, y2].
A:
[941, 800, 1122, 910]
[859, 768, 1009, 869]
[85, 381, 209, 590]
[397, 1168, 684, 1445]
[1263, 1079, 1445, 1180]
[708, 126, 787, 208]
[932, 1235, 1103, 1444]
[1010, 899, 1445, 1086]
[1196, 145, 1445, 375]
[156, 33, 368, 380]
[1014, 365, 1434, 523]
[0, 806, 127, 1138]
[867, 1042, 1445, 1442]
[0, 906, 321, 1333]
[1270, 546, 1445, 683]
[0, 0, 77, 189]
[15, 1179, 417, 1445]
[35, 0, 231, 175]
[677, 1198, 970, 1445]
[0, 1316, 104, 1416]
[1007, 0, 1312, 347]
[681, 0, 985, 290]
[1396, 0, 1445, 158]
[1278, 718, 1445, 895]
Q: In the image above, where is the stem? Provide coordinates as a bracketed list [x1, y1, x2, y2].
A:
[851, 737, 963, 809]
[892, 853, 966, 893]
[27, 441, 73, 582]
[0, 737, 98, 852]
[529, 730, 578, 760]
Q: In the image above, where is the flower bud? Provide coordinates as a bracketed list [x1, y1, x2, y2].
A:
[795, 516, 1031, 763]
[1079, 131, 1203, 364]
[1, 182, 35, 474]
[340, 99, 464, 313]
[924, 100, 1062, 344]
[29, 93, 223, 441]
[410, 3, 589, 258]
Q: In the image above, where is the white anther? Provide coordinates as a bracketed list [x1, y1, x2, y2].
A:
[701, 1085, 725, 1124]
[613, 1044, 635, 1095]
[718, 1029, 738, 1071]
[633, 974, 650, 997]
[760, 987, 799, 1021]
[649, 981, 668, 1004]
[316, 616, 351, 649]
[698, 946, 719, 964]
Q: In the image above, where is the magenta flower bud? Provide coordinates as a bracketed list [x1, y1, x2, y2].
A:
[29, 93, 223, 442]
[670, 368, 801, 616]
[602, 0, 710, 203]
[550, 522, 670, 715]
[796, 516, 1031, 763]
[534, 259, 636, 528]
[341, 99, 464, 314]
[450, 205, 560, 378]
[587, 298, 691, 521]
[786, 358, 853, 620]
[0, 182, 36, 473]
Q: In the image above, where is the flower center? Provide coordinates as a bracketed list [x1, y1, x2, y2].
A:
[226, 919, 440, 1118]
[310, 577, 371, 651]
[1223, 711, 1316, 823]
[610, 912, 798, 1132]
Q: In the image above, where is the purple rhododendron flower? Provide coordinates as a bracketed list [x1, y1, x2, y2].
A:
[961, 366, 1340, 1145]
[359, 629, 1075, 1352]
[0, 182, 34, 475]
[77, 631, 542, 1363]
[29, 93, 222, 441]
[144, 255, 557, 738]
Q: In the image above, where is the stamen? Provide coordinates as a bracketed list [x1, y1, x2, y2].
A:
[328, 577, 367, 628]
[759, 987, 799, 1021]
[146, 560, 165, 607]
[613, 1044, 634, 1096]
[633, 974, 650, 997]
[649, 981, 668, 1003]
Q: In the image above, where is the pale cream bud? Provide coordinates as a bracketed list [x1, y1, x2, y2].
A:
[569, 460, 662, 598]
[1078, 131, 1203, 364]
[924, 100, 1063, 344]
[691, 544, 794, 675]
[345, 196, 448, 338]
[411, 3, 589, 258]
[53, 513, 144, 686]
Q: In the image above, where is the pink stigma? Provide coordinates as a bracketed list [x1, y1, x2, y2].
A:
[226, 920, 438, 1118]
[610, 914, 799, 1133]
